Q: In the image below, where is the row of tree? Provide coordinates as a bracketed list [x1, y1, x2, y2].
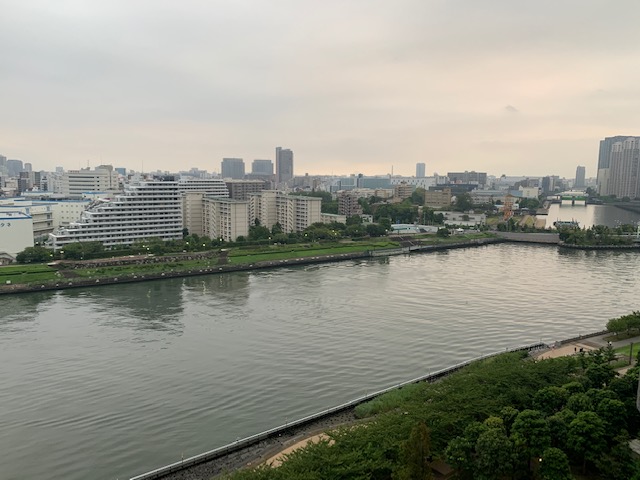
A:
[559, 224, 637, 246]
[607, 311, 640, 336]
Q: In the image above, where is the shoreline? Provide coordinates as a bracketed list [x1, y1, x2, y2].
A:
[0, 237, 504, 296]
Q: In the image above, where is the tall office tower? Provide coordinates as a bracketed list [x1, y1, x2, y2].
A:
[597, 135, 635, 195]
[275, 147, 293, 185]
[0, 155, 7, 175]
[416, 162, 426, 178]
[221, 158, 245, 179]
[608, 137, 640, 199]
[23, 163, 33, 172]
[251, 159, 274, 176]
[574, 166, 586, 189]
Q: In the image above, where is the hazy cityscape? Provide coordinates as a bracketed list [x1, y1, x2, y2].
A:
[3, 1, 640, 480]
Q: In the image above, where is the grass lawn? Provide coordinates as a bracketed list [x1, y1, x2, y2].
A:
[227, 243, 397, 265]
[614, 342, 640, 359]
[0, 264, 59, 285]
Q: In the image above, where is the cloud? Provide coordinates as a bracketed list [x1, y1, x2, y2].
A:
[1, 0, 640, 177]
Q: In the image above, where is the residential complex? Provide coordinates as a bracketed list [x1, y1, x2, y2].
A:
[597, 135, 639, 197]
[337, 191, 364, 216]
[606, 137, 640, 199]
[203, 197, 249, 242]
[48, 178, 183, 249]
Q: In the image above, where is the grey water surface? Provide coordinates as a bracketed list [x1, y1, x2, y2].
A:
[1, 243, 639, 480]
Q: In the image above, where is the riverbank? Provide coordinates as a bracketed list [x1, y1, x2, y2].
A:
[558, 242, 640, 251]
[0, 235, 503, 295]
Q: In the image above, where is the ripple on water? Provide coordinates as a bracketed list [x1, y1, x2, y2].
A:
[2, 244, 640, 480]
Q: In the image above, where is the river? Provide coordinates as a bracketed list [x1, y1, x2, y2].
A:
[545, 203, 640, 228]
[2, 243, 640, 480]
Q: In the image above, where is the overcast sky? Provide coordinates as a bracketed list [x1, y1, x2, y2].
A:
[2, 0, 640, 178]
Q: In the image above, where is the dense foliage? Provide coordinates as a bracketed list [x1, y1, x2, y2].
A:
[225, 349, 640, 480]
[559, 224, 637, 246]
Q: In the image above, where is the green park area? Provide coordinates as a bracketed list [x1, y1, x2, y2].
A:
[0, 233, 496, 289]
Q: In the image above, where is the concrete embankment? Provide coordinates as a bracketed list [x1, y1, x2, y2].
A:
[495, 232, 560, 244]
[558, 242, 640, 251]
[0, 238, 503, 296]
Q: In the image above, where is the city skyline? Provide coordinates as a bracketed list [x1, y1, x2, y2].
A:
[2, 1, 640, 177]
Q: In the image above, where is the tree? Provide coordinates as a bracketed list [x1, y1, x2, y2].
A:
[16, 246, 52, 264]
[248, 225, 271, 241]
[510, 409, 550, 459]
[397, 422, 433, 480]
[539, 447, 572, 480]
[271, 223, 283, 236]
[410, 188, 426, 206]
[346, 215, 362, 226]
[567, 411, 606, 473]
[436, 228, 449, 238]
[533, 386, 569, 415]
[475, 427, 514, 480]
[366, 224, 387, 237]
[455, 193, 473, 212]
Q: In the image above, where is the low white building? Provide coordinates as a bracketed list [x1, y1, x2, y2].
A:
[0, 211, 34, 261]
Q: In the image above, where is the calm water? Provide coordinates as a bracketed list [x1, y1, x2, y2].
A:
[546, 203, 640, 228]
[2, 244, 640, 480]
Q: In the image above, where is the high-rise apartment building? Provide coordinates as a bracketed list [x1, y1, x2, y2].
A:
[337, 192, 363, 216]
[597, 135, 635, 195]
[203, 197, 249, 242]
[574, 166, 586, 189]
[275, 147, 293, 185]
[49, 178, 183, 249]
[221, 158, 245, 179]
[416, 163, 426, 178]
[607, 137, 640, 199]
[251, 159, 274, 176]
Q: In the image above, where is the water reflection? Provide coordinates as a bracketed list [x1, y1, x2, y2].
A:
[546, 204, 640, 228]
[63, 280, 186, 336]
[182, 272, 250, 305]
[0, 291, 55, 334]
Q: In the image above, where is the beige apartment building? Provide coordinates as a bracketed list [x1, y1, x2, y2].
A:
[249, 191, 321, 233]
[424, 188, 453, 208]
[203, 197, 249, 242]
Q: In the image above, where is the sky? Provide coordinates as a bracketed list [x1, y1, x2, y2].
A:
[1, 0, 640, 178]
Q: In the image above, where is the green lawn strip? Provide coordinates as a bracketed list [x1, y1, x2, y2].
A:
[0, 264, 59, 284]
[614, 342, 640, 359]
[227, 245, 380, 265]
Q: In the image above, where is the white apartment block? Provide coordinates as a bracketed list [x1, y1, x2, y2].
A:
[249, 191, 321, 233]
[178, 177, 229, 197]
[203, 197, 249, 242]
[58, 166, 120, 197]
[48, 179, 183, 249]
